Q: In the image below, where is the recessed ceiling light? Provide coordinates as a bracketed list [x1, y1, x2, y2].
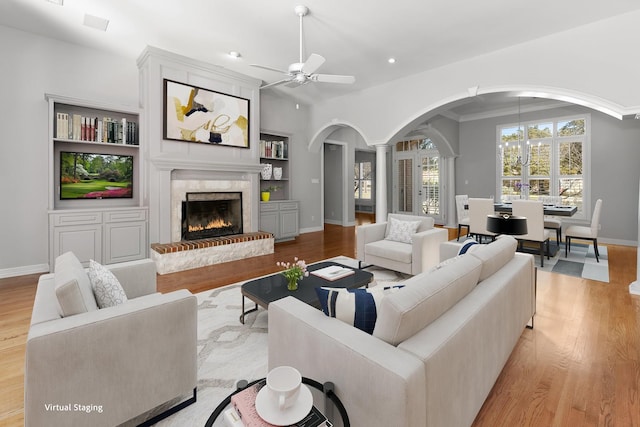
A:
[83, 13, 109, 31]
[388, 58, 396, 64]
[228, 51, 242, 59]
[46, 0, 63, 5]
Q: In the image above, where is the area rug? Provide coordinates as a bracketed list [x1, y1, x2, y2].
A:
[147, 257, 406, 426]
[520, 240, 609, 283]
[145, 249, 607, 426]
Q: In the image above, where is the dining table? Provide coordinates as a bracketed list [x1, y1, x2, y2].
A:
[493, 203, 578, 217]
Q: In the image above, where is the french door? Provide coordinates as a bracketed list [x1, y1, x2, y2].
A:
[395, 150, 442, 220]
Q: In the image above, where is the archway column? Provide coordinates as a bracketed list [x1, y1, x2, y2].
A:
[446, 156, 457, 228]
[374, 143, 389, 222]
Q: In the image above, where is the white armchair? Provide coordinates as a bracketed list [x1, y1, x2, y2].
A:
[356, 213, 448, 275]
[25, 252, 197, 427]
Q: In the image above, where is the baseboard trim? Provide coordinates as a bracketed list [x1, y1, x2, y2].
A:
[0, 263, 49, 279]
[299, 226, 324, 234]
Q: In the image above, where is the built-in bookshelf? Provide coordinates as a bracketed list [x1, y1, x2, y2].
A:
[259, 132, 290, 201]
[46, 94, 142, 211]
[46, 94, 148, 266]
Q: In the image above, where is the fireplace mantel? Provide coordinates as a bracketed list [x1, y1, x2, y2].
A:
[151, 155, 264, 174]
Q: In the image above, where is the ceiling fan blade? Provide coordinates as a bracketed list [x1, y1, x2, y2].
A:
[311, 74, 356, 84]
[250, 64, 289, 75]
[284, 79, 304, 88]
[302, 53, 325, 74]
[260, 78, 292, 90]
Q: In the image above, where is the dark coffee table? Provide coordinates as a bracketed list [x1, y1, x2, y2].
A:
[240, 261, 373, 324]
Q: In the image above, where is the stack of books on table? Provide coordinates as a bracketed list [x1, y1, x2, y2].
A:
[225, 379, 332, 427]
[311, 265, 355, 281]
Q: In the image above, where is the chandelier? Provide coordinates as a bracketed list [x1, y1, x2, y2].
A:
[498, 97, 530, 168]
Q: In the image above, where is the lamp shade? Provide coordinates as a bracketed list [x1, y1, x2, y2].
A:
[486, 214, 528, 235]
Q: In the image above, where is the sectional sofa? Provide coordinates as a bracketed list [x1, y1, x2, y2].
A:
[268, 236, 536, 427]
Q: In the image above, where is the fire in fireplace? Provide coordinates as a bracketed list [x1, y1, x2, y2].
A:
[182, 192, 243, 240]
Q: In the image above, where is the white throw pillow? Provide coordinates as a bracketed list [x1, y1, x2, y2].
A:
[315, 286, 404, 334]
[88, 260, 128, 308]
[54, 252, 99, 317]
[385, 217, 421, 244]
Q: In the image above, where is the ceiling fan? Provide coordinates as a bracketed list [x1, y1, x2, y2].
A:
[251, 5, 355, 90]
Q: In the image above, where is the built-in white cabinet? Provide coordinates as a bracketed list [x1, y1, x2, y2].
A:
[46, 94, 148, 268]
[49, 208, 148, 267]
[259, 201, 299, 241]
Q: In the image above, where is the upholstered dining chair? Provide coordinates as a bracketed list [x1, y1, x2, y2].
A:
[468, 198, 497, 243]
[512, 199, 552, 267]
[565, 198, 603, 262]
[455, 194, 470, 241]
[541, 196, 562, 245]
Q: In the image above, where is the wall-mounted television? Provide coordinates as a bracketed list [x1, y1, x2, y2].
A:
[60, 151, 133, 199]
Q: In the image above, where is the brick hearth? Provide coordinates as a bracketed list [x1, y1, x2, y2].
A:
[150, 232, 274, 274]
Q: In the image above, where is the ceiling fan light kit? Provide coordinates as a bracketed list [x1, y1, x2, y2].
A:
[251, 5, 355, 90]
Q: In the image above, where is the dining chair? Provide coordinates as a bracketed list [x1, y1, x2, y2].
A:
[565, 199, 603, 262]
[455, 194, 470, 241]
[541, 196, 562, 245]
[512, 200, 552, 267]
[468, 198, 497, 243]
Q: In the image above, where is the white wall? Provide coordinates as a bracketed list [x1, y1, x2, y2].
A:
[0, 25, 138, 275]
[309, 10, 640, 146]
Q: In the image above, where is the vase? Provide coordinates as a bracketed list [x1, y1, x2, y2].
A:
[261, 163, 272, 180]
[261, 191, 271, 202]
[287, 277, 299, 291]
[273, 167, 283, 180]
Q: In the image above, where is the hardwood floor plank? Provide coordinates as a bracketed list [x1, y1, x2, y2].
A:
[0, 224, 637, 427]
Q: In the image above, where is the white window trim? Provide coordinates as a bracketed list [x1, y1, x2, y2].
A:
[495, 113, 591, 221]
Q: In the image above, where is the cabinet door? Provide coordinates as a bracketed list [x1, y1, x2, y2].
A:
[279, 210, 299, 239]
[260, 211, 279, 238]
[52, 225, 102, 267]
[104, 222, 147, 264]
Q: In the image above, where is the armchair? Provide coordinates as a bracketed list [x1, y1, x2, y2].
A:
[25, 252, 197, 427]
[356, 213, 448, 275]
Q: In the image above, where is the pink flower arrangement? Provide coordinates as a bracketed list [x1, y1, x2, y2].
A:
[276, 257, 309, 290]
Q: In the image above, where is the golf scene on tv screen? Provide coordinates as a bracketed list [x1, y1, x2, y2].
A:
[60, 151, 133, 199]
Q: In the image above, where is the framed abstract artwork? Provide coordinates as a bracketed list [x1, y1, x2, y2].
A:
[163, 79, 250, 148]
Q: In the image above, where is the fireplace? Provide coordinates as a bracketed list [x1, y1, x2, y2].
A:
[182, 192, 243, 240]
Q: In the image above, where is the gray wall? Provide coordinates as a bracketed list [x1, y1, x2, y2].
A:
[457, 105, 640, 244]
[0, 25, 138, 274]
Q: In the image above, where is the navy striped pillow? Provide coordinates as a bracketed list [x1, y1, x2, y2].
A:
[458, 238, 479, 255]
[315, 286, 404, 334]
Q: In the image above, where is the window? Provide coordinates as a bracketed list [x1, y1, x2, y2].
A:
[497, 115, 588, 216]
[354, 161, 372, 200]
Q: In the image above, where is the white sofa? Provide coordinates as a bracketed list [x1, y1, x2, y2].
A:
[268, 236, 535, 427]
[356, 213, 448, 274]
[24, 252, 198, 427]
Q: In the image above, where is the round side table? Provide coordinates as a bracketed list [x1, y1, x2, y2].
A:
[205, 377, 349, 427]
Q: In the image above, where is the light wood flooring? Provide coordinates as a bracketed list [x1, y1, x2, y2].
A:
[1, 216, 638, 426]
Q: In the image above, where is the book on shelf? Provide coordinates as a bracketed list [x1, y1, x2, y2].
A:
[311, 265, 355, 281]
[54, 111, 139, 144]
[230, 379, 331, 427]
[260, 140, 286, 159]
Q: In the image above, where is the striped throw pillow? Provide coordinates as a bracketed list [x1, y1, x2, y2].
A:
[315, 286, 404, 334]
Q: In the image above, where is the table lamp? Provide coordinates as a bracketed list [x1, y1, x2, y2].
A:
[486, 214, 528, 236]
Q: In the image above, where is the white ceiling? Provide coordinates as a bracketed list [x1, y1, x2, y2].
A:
[3, 0, 640, 115]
